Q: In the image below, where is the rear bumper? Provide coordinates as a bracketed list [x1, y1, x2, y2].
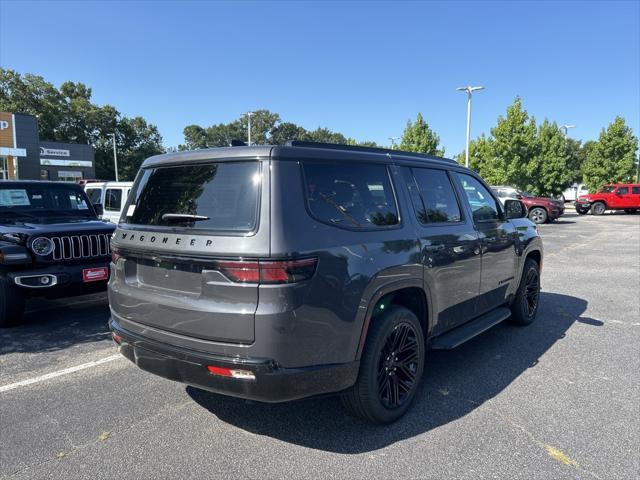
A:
[109, 317, 359, 403]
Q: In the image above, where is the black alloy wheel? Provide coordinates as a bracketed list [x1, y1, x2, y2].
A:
[522, 267, 540, 318]
[377, 322, 419, 409]
[508, 258, 541, 326]
[341, 306, 425, 424]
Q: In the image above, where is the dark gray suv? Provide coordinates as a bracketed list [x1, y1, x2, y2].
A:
[109, 141, 542, 424]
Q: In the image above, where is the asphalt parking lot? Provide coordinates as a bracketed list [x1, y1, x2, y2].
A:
[1, 210, 638, 480]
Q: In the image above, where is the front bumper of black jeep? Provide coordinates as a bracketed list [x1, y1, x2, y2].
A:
[7, 260, 111, 297]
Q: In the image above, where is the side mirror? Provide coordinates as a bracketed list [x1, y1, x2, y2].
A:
[504, 199, 526, 219]
[93, 203, 104, 217]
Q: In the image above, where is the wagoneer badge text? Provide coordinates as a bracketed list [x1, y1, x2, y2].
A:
[115, 230, 215, 249]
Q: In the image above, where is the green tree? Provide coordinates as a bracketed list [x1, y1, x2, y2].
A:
[489, 97, 538, 188]
[582, 117, 638, 192]
[242, 110, 280, 145]
[457, 135, 507, 185]
[0, 68, 164, 181]
[181, 125, 208, 150]
[268, 122, 309, 145]
[307, 127, 348, 144]
[0, 69, 65, 140]
[524, 120, 575, 195]
[399, 113, 444, 156]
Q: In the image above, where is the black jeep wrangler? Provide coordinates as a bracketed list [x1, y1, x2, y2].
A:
[0, 181, 115, 327]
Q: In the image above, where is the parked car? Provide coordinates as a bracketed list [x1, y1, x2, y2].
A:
[0, 181, 115, 326]
[574, 183, 640, 215]
[109, 141, 543, 424]
[492, 186, 565, 224]
[561, 183, 589, 202]
[84, 182, 133, 223]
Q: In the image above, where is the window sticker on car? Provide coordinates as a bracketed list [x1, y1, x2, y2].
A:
[126, 204, 136, 216]
[0, 189, 31, 206]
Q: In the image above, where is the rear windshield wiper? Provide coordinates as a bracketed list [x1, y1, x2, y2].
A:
[161, 213, 210, 222]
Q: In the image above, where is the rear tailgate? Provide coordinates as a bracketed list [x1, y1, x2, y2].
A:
[109, 159, 269, 345]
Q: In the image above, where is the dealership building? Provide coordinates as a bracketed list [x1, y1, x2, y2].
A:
[0, 112, 96, 182]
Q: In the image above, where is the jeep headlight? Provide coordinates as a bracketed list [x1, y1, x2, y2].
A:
[31, 237, 54, 256]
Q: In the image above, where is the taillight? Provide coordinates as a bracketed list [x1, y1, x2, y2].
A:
[217, 258, 317, 284]
[111, 247, 121, 264]
[207, 365, 256, 380]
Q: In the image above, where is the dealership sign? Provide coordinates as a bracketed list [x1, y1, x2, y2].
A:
[40, 158, 93, 167]
[40, 147, 70, 157]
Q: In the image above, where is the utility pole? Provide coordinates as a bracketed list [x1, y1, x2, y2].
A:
[243, 112, 255, 146]
[456, 86, 484, 168]
[108, 133, 119, 181]
[388, 137, 400, 149]
[560, 124, 576, 136]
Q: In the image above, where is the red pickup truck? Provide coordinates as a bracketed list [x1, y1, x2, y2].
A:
[575, 183, 640, 215]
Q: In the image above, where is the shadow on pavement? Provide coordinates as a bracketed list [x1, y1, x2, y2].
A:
[0, 293, 110, 355]
[188, 292, 595, 453]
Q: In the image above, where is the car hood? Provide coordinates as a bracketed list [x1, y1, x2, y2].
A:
[523, 196, 563, 206]
[0, 217, 116, 236]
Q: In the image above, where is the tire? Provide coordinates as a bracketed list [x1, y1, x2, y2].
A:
[591, 202, 606, 215]
[575, 206, 589, 215]
[341, 306, 425, 424]
[528, 207, 548, 224]
[0, 277, 25, 328]
[508, 258, 540, 326]
[624, 209, 638, 214]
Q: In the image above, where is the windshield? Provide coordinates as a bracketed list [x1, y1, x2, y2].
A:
[600, 186, 616, 193]
[123, 162, 261, 232]
[518, 191, 534, 198]
[0, 185, 95, 218]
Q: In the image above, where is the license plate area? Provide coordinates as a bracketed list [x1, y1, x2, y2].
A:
[135, 258, 203, 294]
[83, 267, 109, 283]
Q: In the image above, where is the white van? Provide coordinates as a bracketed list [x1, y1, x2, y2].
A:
[562, 183, 589, 202]
[84, 181, 133, 223]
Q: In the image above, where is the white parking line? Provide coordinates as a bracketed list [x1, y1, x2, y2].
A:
[0, 354, 123, 394]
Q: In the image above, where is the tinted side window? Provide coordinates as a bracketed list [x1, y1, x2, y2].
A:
[105, 188, 122, 212]
[632, 186, 640, 194]
[410, 168, 461, 223]
[303, 162, 398, 228]
[86, 188, 102, 205]
[456, 173, 500, 222]
[617, 187, 629, 194]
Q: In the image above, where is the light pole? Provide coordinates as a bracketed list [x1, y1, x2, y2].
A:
[456, 86, 484, 168]
[108, 133, 119, 181]
[242, 112, 255, 146]
[388, 137, 400, 149]
[560, 124, 576, 136]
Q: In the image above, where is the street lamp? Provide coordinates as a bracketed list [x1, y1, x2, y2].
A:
[242, 111, 255, 146]
[560, 124, 576, 136]
[388, 137, 400, 149]
[108, 133, 119, 182]
[456, 85, 485, 168]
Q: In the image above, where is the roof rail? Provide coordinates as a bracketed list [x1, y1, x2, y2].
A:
[284, 140, 456, 163]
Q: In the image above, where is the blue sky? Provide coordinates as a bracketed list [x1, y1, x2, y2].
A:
[1, 0, 638, 155]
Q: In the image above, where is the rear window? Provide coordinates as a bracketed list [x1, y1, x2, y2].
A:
[86, 188, 102, 205]
[105, 188, 123, 211]
[302, 162, 399, 228]
[124, 162, 260, 232]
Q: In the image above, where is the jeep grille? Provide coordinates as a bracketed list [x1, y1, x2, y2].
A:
[51, 234, 111, 260]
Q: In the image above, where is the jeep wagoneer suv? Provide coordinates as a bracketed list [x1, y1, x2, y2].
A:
[109, 141, 543, 423]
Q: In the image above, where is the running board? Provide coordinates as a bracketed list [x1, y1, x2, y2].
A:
[430, 307, 511, 350]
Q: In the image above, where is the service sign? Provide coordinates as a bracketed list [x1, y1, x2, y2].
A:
[40, 147, 70, 157]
